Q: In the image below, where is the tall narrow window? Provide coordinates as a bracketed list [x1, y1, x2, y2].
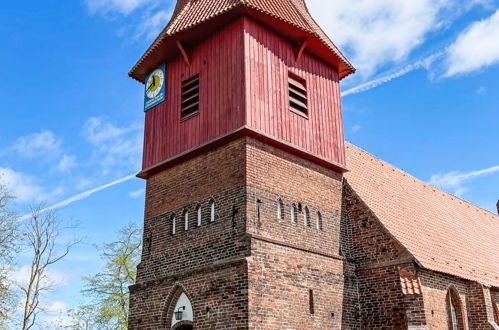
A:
[309, 289, 315, 314]
[291, 204, 297, 223]
[210, 200, 215, 222]
[316, 211, 323, 231]
[303, 207, 310, 227]
[183, 210, 189, 231]
[288, 72, 308, 116]
[171, 215, 176, 235]
[196, 205, 202, 227]
[277, 199, 284, 220]
[446, 287, 463, 330]
[181, 73, 200, 118]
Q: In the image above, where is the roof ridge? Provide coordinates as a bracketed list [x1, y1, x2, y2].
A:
[345, 142, 499, 218]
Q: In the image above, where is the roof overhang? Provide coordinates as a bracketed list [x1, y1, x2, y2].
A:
[129, 5, 355, 83]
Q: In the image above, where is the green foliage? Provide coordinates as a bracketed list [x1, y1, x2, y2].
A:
[0, 184, 17, 327]
[77, 224, 142, 330]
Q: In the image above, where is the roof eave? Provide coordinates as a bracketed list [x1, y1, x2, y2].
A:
[129, 5, 355, 83]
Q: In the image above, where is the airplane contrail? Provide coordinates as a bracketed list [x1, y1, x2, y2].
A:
[342, 51, 445, 97]
[18, 174, 137, 221]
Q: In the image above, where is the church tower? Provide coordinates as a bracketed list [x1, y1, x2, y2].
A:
[128, 1, 356, 329]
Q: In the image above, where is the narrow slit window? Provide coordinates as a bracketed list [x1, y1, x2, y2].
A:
[183, 210, 189, 231]
[210, 200, 215, 222]
[171, 216, 176, 235]
[277, 199, 284, 220]
[196, 205, 202, 227]
[181, 73, 200, 118]
[309, 289, 315, 314]
[303, 207, 310, 227]
[288, 72, 308, 116]
[316, 211, 323, 231]
[291, 204, 297, 223]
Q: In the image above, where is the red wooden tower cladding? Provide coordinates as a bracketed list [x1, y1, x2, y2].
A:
[128, 0, 356, 329]
[134, 0, 354, 177]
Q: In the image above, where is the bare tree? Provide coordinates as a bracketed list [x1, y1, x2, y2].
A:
[19, 208, 79, 330]
[0, 184, 17, 327]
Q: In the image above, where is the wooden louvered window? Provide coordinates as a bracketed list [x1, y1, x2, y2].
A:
[181, 73, 200, 118]
[288, 72, 308, 116]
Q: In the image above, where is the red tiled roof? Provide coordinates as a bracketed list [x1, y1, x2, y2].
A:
[129, 0, 354, 81]
[399, 268, 422, 295]
[345, 143, 499, 288]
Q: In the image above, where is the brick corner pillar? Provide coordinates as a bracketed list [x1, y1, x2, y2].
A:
[404, 293, 428, 330]
[467, 281, 496, 329]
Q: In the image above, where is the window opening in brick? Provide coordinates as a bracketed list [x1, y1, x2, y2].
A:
[303, 206, 310, 227]
[291, 204, 297, 223]
[210, 200, 215, 222]
[316, 211, 323, 231]
[171, 215, 176, 235]
[183, 209, 189, 231]
[277, 199, 284, 220]
[309, 289, 315, 314]
[446, 287, 464, 330]
[288, 72, 308, 116]
[196, 205, 202, 227]
[181, 73, 200, 118]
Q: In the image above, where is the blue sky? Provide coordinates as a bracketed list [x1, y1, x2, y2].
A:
[1, 0, 498, 326]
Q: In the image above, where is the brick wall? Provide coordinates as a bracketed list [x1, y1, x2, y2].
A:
[342, 182, 425, 329]
[247, 239, 354, 329]
[467, 281, 496, 329]
[243, 138, 359, 329]
[129, 261, 248, 329]
[129, 134, 498, 329]
[130, 137, 358, 329]
[130, 138, 250, 329]
[419, 269, 469, 329]
[245, 137, 344, 258]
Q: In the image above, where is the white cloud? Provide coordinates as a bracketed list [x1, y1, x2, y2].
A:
[342, 52, 444, 96]
[55, 154, 77, 172]
[11, 131, 62, 159]
[476, 86, 487, 95]
[82, 117, 143, 174]
[0, 168, 64, 203]
[445, 10, 499, 76]
[430, 165, 499, 196]
[136, 9, 172, 40]
[82, 117, 136, 145]
[351, 125, 361, 134]
[0, 168, 46, 203]
[307, 0, 454, 77]
[129, 188, 145, 198]
[11, 265, 67, 291]
[84, 0, 153, 15]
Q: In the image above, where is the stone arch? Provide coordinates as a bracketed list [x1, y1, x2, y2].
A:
[172, 320, 194, 330]
[445, 285, 465, 330]
[161, 284, 195, 329]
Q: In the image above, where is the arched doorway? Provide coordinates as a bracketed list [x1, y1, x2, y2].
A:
[166, 288, 194, 330]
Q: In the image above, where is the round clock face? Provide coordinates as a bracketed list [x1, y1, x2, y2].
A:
[145, 69, 165, 99]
